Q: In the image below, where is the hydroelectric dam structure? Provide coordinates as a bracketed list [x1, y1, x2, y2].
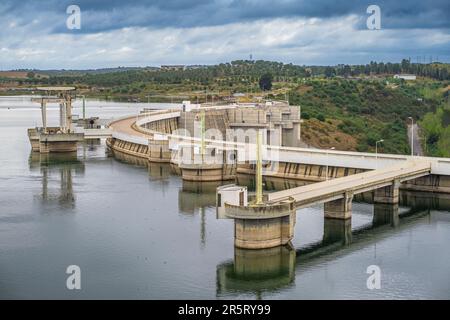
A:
[28, 96, 450, 250]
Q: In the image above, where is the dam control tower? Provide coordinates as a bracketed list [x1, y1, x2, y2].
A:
[28, 87, 84, 153]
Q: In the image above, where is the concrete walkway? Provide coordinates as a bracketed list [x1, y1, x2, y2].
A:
[408, 123, 424, 156]
[267, 160, 431, 208]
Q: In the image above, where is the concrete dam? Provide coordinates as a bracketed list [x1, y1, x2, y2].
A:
[28, 95, 450, 250]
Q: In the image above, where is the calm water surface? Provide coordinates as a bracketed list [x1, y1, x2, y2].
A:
[0, 96, 449, 299]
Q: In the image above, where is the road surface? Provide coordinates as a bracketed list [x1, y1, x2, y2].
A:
[408, 123, 424, 156]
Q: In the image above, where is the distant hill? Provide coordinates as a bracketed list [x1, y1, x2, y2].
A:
[38, 66, 159, 76]
[0, 71, 48, 79]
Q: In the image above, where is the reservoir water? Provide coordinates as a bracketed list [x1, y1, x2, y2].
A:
[0, 96, 449, 299]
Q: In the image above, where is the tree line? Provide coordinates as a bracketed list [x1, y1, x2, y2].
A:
[10, 59, 450, 88]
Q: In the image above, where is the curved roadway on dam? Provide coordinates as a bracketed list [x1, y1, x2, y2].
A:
[109, 115, 152, 139]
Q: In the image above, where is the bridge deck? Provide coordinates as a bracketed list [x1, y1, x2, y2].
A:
[267, 160, 431, 208]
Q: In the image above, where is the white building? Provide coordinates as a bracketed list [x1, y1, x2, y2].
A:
[394, 74, 416, 81]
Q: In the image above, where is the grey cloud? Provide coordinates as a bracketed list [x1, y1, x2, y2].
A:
[1, 0, 449, 34]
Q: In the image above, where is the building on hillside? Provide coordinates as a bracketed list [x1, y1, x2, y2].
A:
[394, 74, 416, 80]
[160, 65, 185, 71]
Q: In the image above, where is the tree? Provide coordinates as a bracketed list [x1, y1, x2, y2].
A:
[259, 73, 273, 91]
[324, 66, 335, 78]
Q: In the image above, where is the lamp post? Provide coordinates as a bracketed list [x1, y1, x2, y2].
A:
[408, 117, 414, 156]
[326, 147, 335, 181]
[375, 139, 384, 168]
[80, 95, 86, 119]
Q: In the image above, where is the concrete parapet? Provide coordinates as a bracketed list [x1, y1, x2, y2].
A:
[237, 162, 366, 182]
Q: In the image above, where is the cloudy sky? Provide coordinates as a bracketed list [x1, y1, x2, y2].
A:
[1, 0, 449, 69]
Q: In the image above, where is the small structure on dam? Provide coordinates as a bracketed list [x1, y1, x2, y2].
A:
[28, 87, 83, 153]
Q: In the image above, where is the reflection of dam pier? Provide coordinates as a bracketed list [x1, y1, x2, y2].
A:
[29, 152, 85, 209]
[217, 246, 296, 296]
[178, 180, 224, 214]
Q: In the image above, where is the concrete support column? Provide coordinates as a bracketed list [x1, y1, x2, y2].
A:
[374, 181, 400, 204]
[234, 211, 296, 249]
[148, 139, 171, 163]
[41, 102, 47, 132]
[324, 192, 353, 219]
[66, 96, 73, 133]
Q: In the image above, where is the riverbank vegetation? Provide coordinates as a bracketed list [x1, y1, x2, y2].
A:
[1, 60, 448, 155]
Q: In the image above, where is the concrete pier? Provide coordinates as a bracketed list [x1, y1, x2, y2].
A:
[148, 138, 171, 163]
[28, 87, 85, 153]
[324, 192, 353, 220]
[225, 199, 296, 249]
[38, 132, 84, 153]
[374, 181, 400, 204]
[180, 163, 235, 181]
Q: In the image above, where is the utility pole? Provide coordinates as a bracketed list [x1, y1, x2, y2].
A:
[82, 95, 86, 119]
[408, 117, 414, 156]
[200, 110, 205, 161]
[375, 139, 384, 169]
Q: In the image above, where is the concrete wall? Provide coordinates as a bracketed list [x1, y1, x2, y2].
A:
[234, 212, 296, 249]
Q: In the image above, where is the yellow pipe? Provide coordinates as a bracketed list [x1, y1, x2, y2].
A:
[201, 110, 205, 158]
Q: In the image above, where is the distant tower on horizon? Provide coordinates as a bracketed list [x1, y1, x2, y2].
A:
[249, 54, 253, 61]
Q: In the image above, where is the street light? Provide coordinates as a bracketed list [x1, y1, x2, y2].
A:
[408, 117, 414, 156]
[375, 139, 384, 168]
[326, 147, 335, 180]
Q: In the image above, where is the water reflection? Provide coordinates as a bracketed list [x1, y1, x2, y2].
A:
[28, 152, 84, 211]
[216, 191, 450, 297]
[216, 246, 296, 298]
[178, 181, 228, 248]
[108, 149, 148, 167]
[178, 181, 223, 214]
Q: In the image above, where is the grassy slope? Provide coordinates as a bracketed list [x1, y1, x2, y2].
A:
[286, 78, 443, 154]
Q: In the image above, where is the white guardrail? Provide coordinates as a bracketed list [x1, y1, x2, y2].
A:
[111, 131, 148, 145]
